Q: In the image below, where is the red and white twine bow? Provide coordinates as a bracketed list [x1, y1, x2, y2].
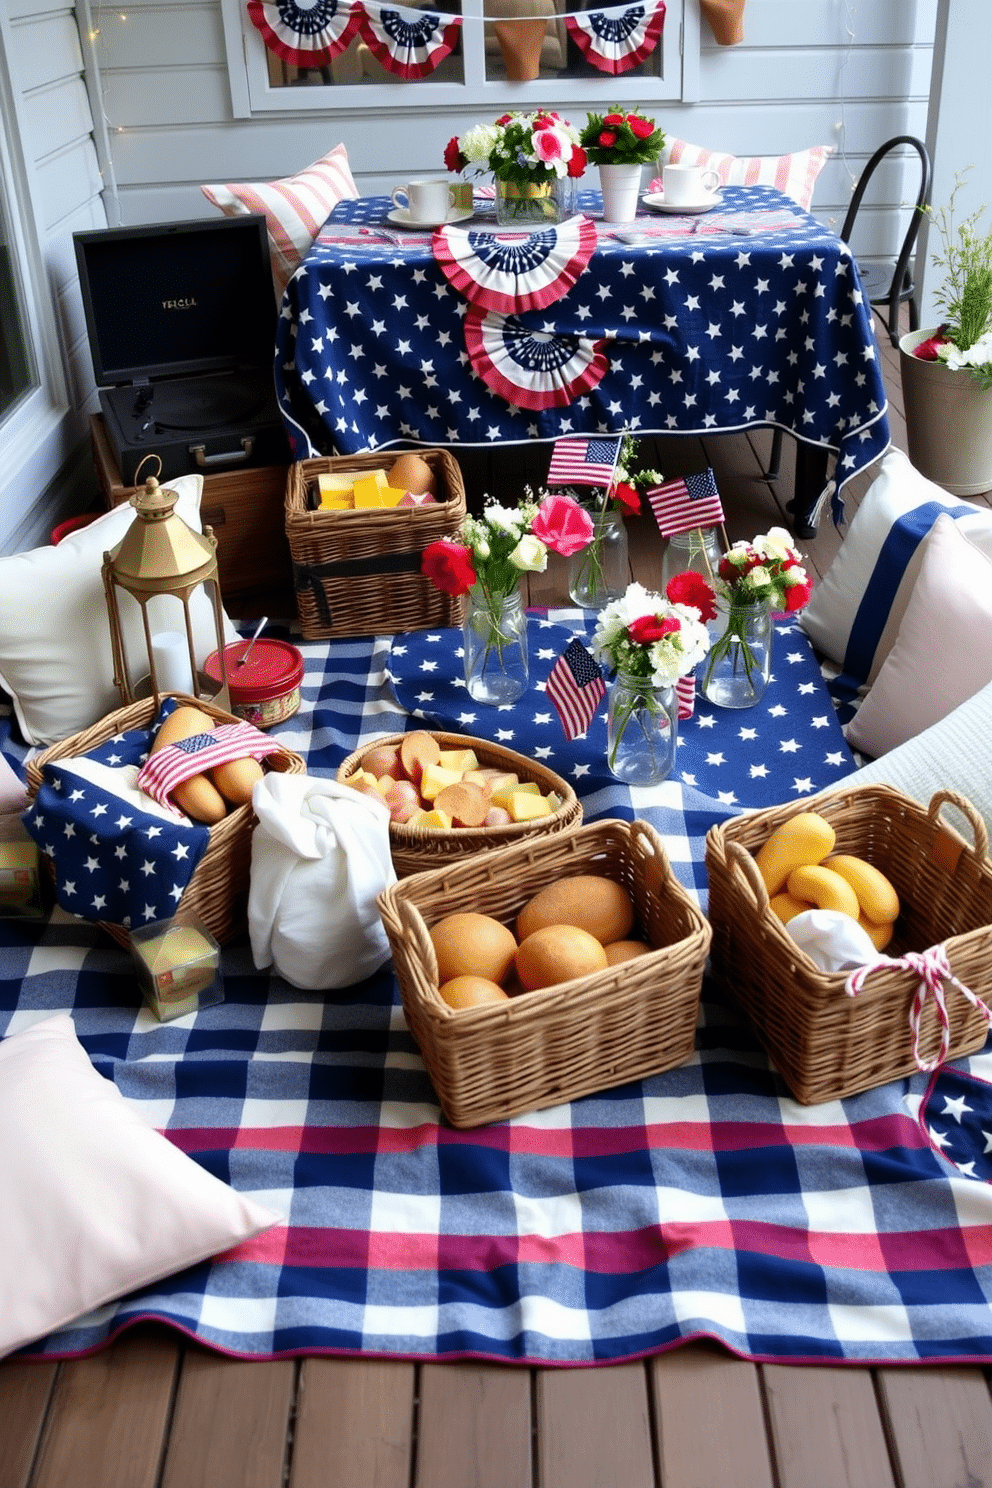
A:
[845, 945, 992, 1073]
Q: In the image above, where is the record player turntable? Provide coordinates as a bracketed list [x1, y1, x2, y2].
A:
[74, 215, 291, 483]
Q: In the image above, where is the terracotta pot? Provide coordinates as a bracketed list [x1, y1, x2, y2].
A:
[899, 327, 992, 497]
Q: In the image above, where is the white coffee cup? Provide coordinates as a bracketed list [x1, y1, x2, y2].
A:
[662, 164, 722, 206]
[391, 178, 456, 222]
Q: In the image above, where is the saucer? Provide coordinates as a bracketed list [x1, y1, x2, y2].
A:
[642, 190, 722, 216]
[387, 206, 474, 229]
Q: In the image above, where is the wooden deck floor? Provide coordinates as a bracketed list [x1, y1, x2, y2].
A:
[4, 325, 992, 1488]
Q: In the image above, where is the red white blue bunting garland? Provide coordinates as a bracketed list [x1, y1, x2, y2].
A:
[248, 0, 665, 79]
[565, 0, 666, 75]
[463, 306, 609, 410]
[247, 0, 362, 67]
[432, 216, 597, 315]
[356, 1, 461, 77]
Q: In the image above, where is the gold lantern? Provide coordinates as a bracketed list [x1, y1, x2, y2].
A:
[102, 462, 230, 712]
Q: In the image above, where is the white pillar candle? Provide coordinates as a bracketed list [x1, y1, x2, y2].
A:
[151, 630, 195, 694]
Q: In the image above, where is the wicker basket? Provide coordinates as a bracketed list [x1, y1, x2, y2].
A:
[25, 695, 306, 950]
[285, 448, 468, 640]
[377, 819, 712, 1128]
[705, 785, 992, 1104]
[337, 731, 582, 877]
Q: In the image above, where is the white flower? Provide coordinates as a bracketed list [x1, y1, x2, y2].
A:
[460, 124, 500, 165]
[508, 534, 547, 573]
[484, 503, 524, 535]
[755, 527, 795, 563]
[940, 330, 992, 372]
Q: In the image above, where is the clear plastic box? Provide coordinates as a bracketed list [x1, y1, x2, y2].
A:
[131, 916, 223, 1022]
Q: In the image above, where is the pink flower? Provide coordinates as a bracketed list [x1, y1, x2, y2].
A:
[422, 540, 476, 597]
[531, 494, 594, 556]
[533, 126, 567, 165]
[629, 614, 680, 645]
[666, 570, 717, 622]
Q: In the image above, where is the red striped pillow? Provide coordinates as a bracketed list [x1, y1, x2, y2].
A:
[657, 137, 833, 211]
[202, 143, 358, 297]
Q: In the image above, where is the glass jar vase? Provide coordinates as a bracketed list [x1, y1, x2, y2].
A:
[567, 507, 629, 609]
[494, 176, 570, 227]
[699, 596, 773, 709]
[462, 584, 529, 705]
[606, 670, 678, 786]
[661, 525, 724, 590]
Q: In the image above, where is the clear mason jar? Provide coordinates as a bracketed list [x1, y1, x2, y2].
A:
[606, 669, 678, 786]
[567, 506, 629, 609]
[660, 525, 724, 591]
[494, 177, 564, 227]
[698, 596, 773, 709]
[462, 584, 529, 705]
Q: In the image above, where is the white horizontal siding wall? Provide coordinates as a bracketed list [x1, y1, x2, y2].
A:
[95, 0, 937, 248]
[0, 0, 107, 551]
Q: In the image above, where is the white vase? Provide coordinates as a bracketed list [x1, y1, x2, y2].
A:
[899, 327, 992, 497]
[598, 163, 643, 224]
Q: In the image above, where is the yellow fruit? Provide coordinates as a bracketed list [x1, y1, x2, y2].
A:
[515, 924, 609, 990]
[823, 854, 900, 925]
[438, 975, 510, 1009]
[429, 912, 517, 986]
[786, 864, 861, 919]
[859, 913, 895, 952]
[754, 812, 836, 895]
[517, 875, 635, 946]
[769, 892, 812, 925]
[603, 939, 653, 966]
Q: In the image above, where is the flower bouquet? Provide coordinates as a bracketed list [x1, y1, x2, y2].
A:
[444, 112, 586, 226]
[699, 527, 812, 709]
[591, 577, 713, 782]
[422, 492, 593, 703]
[565, 434, 662, 608]
[578, 108, 665, 166]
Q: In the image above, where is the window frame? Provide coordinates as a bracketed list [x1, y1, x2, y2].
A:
[220, 0, 697, 118]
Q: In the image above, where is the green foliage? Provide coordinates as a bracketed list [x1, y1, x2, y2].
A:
[926, 170, 992, 353]
[579, 109, 665, 167]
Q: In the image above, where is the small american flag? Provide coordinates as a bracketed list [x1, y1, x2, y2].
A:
[547, 436, 622, 488]
[647, 468, 725, 537]
[546, 639, 606, 740]
[137, 722, 281, 813]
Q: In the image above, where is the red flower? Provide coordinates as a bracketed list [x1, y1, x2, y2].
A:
[567, 146, 588, 179]
[666, 570, 717, 622]
[444, 137, 466, 174]
[610, 481, 641, 516]
[628, 115, 655, 140]
[597, 130, 618, 150]
[603, 113, 624, 126]
[531, 494, 594, 557]
[629, 614, 680, 645]
[495, 113, 513, 126]
[784, 576, 814, 612]
[422, 540, 476, 597]
[914, 333, 949, 361]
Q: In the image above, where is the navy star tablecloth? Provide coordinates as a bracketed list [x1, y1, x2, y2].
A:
[275, 185, 891, 523]
[5, 621, 992, 1369]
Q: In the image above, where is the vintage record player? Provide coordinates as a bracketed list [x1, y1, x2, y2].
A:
[74, 215, 291, 483]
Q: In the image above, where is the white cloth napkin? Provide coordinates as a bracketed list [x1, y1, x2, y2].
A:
[248, 774, 396, 990]
[786, 909, 890, 973]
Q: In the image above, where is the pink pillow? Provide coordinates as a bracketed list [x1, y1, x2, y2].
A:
[202, 142, 359, 296]
[656, 136, 833, 211]
[845, 515, 992, 759]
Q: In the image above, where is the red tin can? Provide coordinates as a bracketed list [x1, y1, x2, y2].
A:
[204, 638, 304, 729]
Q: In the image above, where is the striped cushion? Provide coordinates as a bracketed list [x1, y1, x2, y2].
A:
[800, 449, 992, 691]
[658, 136, 833, 211]
[202, 143, 358, 296]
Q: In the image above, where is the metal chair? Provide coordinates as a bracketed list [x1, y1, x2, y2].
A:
[766, 136, 932, 488]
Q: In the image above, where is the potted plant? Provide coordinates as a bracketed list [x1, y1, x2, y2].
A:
[899, 171, 992, 496]
[578, 108, 665, 223]
[444, 113, 587, 227]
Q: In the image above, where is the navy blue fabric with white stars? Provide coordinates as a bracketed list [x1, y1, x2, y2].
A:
[275, 185, 890, 521]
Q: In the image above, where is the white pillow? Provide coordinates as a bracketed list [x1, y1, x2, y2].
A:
[657, 136, 833, 211]
[845, 515, 992, 758]
[202, 143, 359, 297]
[0, 475, 237, 748]
[0, 1014, 279, 1359]
[800, 449, 992, 690]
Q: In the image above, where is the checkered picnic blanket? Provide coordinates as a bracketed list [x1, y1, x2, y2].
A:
[4, 617, 992, 1365]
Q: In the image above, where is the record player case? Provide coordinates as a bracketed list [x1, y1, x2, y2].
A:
[74, 215, 291, 485]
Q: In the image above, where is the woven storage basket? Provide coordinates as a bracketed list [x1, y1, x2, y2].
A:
[337, 731, 582, 877]
[377, 819, 711, 1128]
[25, 695, 305, 950]
[285, 448, 467, 640]
[705, 784, 992, 1105]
